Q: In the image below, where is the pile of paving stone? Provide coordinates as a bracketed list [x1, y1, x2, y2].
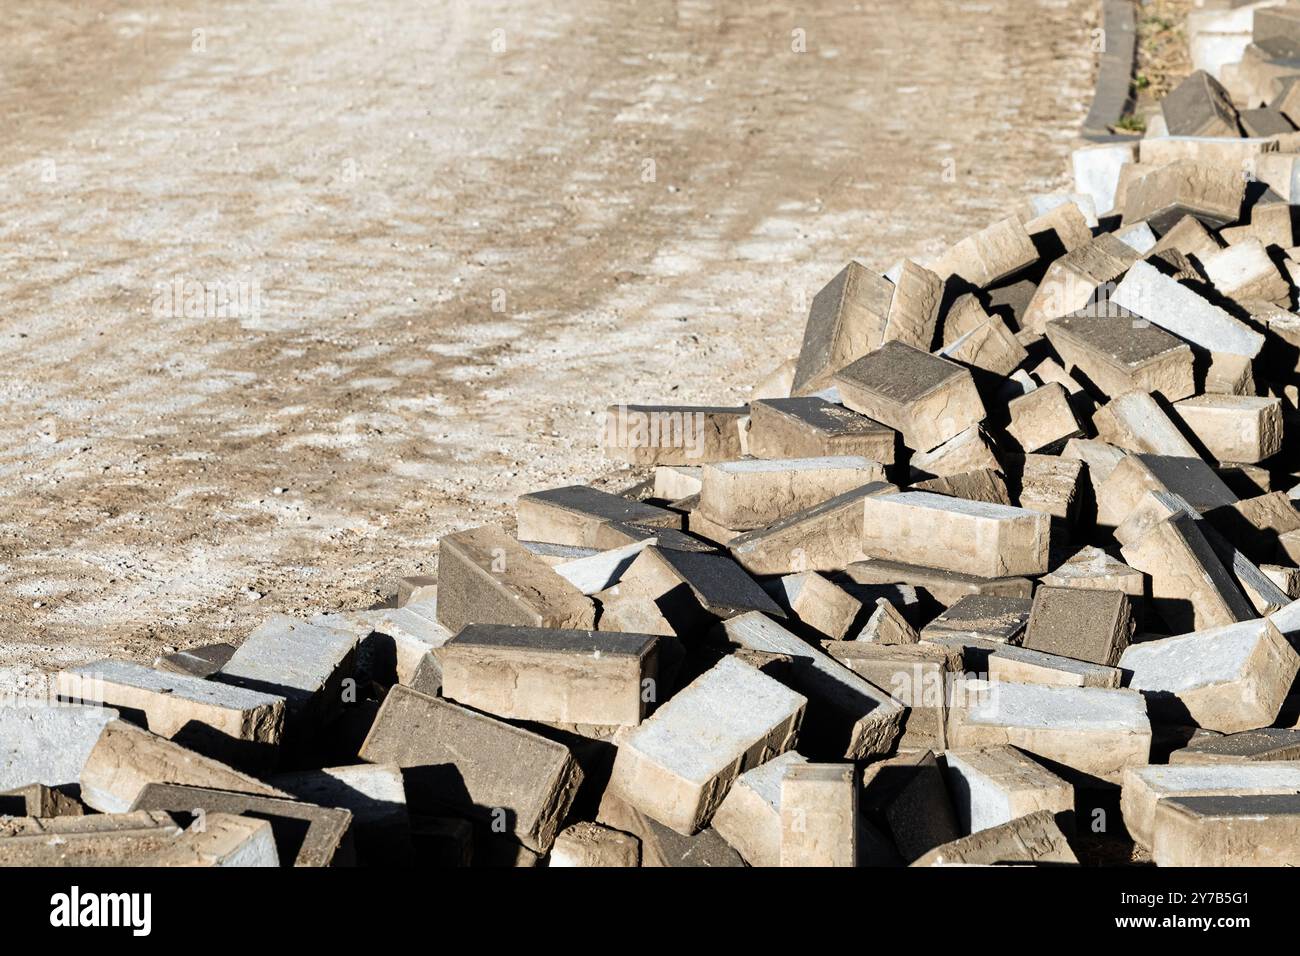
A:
[17, 23, 1300, 870]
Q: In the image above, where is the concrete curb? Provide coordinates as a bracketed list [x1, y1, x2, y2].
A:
[1083, 0, 1141, 142]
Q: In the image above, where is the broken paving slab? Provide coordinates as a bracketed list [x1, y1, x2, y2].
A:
[438, 624, 659, 727]
[606, 655, 805, 835]
[602, 404, 748, 465]
[932, 217, 1038, 289]
[0, 703, 118, 792]
[130, 782, 354, 867]
[698, 456, 886, 531]
[947, 679, 1152, 781]
[358, 685, 582, 852]
[909, 425, 1001, 479]
[435, 525, 595, 635]
[1120, 761, 1300, 851]
[1153, 793, 1300, 866]
[748, 397, 895, 464]
[944, 746, 1074, 835]
[0, 783, 83, 818]
[721, 611, 903, 759]
[861, 492, 1051, 579]
[56, 661, 285, 768]
[1118, 618, 1300, 734]
[833, 341, 987, 453]
[79, 718, 290, 814]
[516, 485, 682, 547]
[911, 808, 1077, 866]
[854, 596, 919, 645]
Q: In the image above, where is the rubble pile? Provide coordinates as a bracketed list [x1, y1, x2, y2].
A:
[14, 8, 1300, 867]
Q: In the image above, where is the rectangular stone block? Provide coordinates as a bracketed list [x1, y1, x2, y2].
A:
[933, 217, 1038, 288]
[436, 525, 595, 634]
[911, 467, 1012, 506]
[710, 750, 807, 867]
[1013, 454, 1083, 521]
[215, 614, 358, 734]
[1172, 394, 1284, 464]
[145, 813, 280, 867]
[1041, 545, 1144, 598]
[843, 557, 1033, 607]
[78, 719, 289, 814]
[948, 680, 1152, 780]
[270, 763, 411, 865]
[911, 808, 1077, 866]
[516, 485, 681, 546]
[939, 315, 1028, 377]
[57, 661, 284, 767]
[884, 259, 943, 350]
[0, 811, 183, 867]
[1072, 141, 1135, 216]
[778, 764, 857, 867]
[130, 782, 354, 867]
[1153, 793, 1300, 866]
[767, 571, 863, 642]
[1122, 160, 1245, 234]
[0, 704, 118, 792]
[358, 685, 582, 852]
[699, 456, 886, 531]
[909, 424, 1001, 479]
[861, 492, 1051, 578]
[1119, 618, 1300, 733]
[439, 624, 659, 727]
[944, 746, 1074, 835]
[824, 641, 959, 750]
[1170, 727, 1300, 765]
[1112, 260, 1265, 358]
[920, 594, 1031, 645]
[1162, 69, 1241, 136]
[1098, 453, 1239, 526]
[1093, 390, 1199, 458]
[854, 596, 919, 645]
[861, 749, 960, 860]
[1004, 383, 1084, 455]
[653, 465, 702, 501]
[595, 789, 743, 867]
[1202, 237, 1291, 305]
[833, 342, 986, 453]
[1023, 586, 1134, 666]
[1121, 761, 1300, 850]
[721, 611, 903, 759]
[602, 404, 747, 465]
[792, 262, 895, 395]
[747, 397, 895, 464]
[1121, 511, 1256, 632]
[988, 645, 1122, 688]
[1022, 233, 1138, 334]
[607, 656, 806, 834]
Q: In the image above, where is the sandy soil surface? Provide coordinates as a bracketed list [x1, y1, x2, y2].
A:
[0, 0, 1095, 692]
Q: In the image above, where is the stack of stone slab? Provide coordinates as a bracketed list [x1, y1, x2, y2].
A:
[17, 49, 1300, 871]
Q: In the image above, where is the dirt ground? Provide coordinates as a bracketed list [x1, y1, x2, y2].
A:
[0, 0, 1096, 693]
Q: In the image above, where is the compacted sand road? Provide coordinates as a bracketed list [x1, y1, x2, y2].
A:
[0, 0, 1094, 688]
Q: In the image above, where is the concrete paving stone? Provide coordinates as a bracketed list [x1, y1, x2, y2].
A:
[778, 763, 857, 867]
[932, 217, 1038, 288]
[861, 749, 961, 862]
[0, 704, 118, 792]
[710, 750, 807, 867]
[883, 260, 943, 351]
[435, 525, 595, 635]
[1121, 761, 1300, 850]
[699, 455, 887, 531]
[1093, 391, 1199, 458]
[438, 624, 659, 727]
[606, 656, 806, 834]
[653, 465, 703, 501]
[554, 539, 654, 596]
[0, 811, 186, 867]
[910, 468, 1013, 506]
[939, 315, 1028, 378]
[79, 719, 289, 814]
[861, 492, 1051, 578]
[1121, 511, 1257, 632]
[1040, 545, 1144, 598]
[1256, 3, 1300, 58]
[1172, 394, 1284, 463]
[57, 661, 284, 769]
[1112, 260, 1264, 358]
[944, 746, 1074, 835]
[1061, 438, 1129, 502]
[326, 597, 454, 689]
[1203, 350, 1257, 397]
[791, 261, 896, 395]
[910, 808, 1077, 866]
[854, 597, 920, 645]
[130, 782, 354, 867]
[988, 645, 1122, 689]
[1071, 141, 1136, 216]
[595, 788, 743, 867]
[517, 485, 682, 546]
[768, 571, 864, 642]
[1122, 160, 1245, 234]
[602, 404, 748, 465]
[1152, 213, 1222, 260]
[1169, 727, 1300, 766]
[1011, 454, 1083, 521]
[1022, 233, 1138, 334]
[619, 545, 786, 623]
[143, 813, 280, 867]
[1119, 618, 1300, 733]
[920, 594, 1031, 645]
[832, 341, 986, 453]
[824, 641, 960, 751]
[1023, 586, 1134, 667]
[1024, 198, 1093, 253]
[1243, 105, 1295, 136]
[358, 685, 582, 852]
[842, 558, 1033, 607]
[1046, 310, 1198, 402]
[748, 397, 895, 464]
[1005, 383, 1084, 455]
[1098, 453, 1239, 527]
[1162, 69, 1242, 136]
[908, 425, 1001, 480]
[721, 611, 903, 759]
[947, 679, 1152, 780]
[1153, 793, 1300, 866]
[0, 783, 84, 819]
[1201, 237, 1292, 305]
